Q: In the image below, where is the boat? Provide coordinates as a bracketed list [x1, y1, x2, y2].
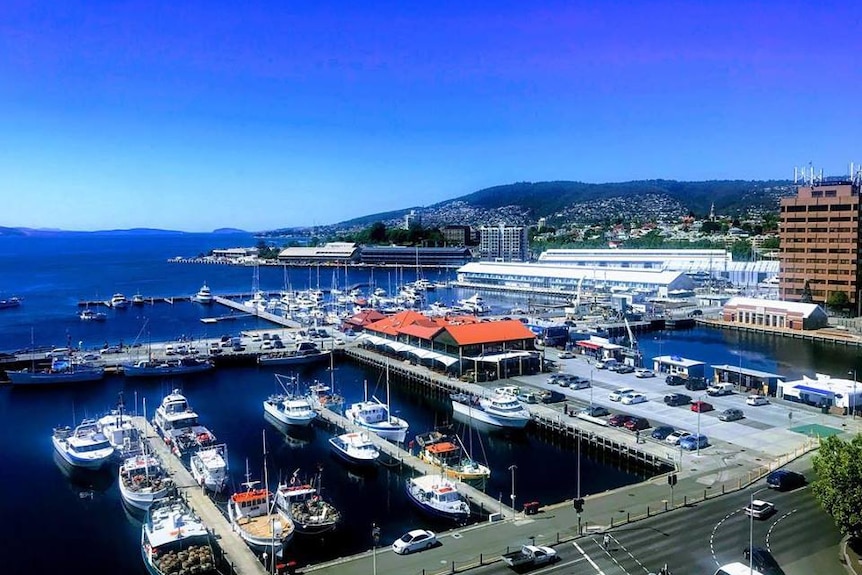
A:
[141, 496, 221, 575]
[263, 374, 318, 427]
[119, 448, 173, 511]
[52, 418, 115, 469]
[7, 356, 105, 385]
[192, 282, 214, 304]
[456, 293, 490, 314]
[328, 432, 379, 466]
[79, 307, 107, 321]
[131, 293, 145, 306]
[405, 474, 471, 523]
[0, 296, 21, 309]
[258, 341, 331, 366]
[275, 470, 342, 535]
[96, 401, 143, 459]
[306, 381, 343, 412]
[417, 432, 491, 482]
[450, 392, 532, 429]
[152, 389, 218, 456]
[190, 444, 228, 493]
[344, 365, 409, 442]
[122, 356, 214, 378]
[111, 293, 130, 308]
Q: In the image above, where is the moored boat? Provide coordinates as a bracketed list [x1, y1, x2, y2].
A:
[7, 356, 105, 386]
[52, 419, 115, 469]
[111, 293, 130, 308]
[119, 449, 173, 511]
[131, 293, 145, 306]
[275, 470, 341, 535]
[152, 389, 217, 456]
[345, 367, 409, 442]
[417, 433, 491, 481]
[97, 406, 143, 459]
[190, 444, 228, 493]
[192, 282, 214, 304]
[0, 296, 21, 309]
[258, 341, 331, 366]
[80, 307, 107, 321]
[262, 374, 317, 427]
[122, 356, 214, 378]
[141, 496, 221, 575]
[227, 458, 295, 556]
[328, 432, 379, 466]
[450, 392, 531, 429]
[405, 474, 471, 523]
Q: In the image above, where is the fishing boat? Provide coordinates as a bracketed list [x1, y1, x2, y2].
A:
[79, 307, 107, 321]
[263, 374, 317, 427]
[119, 448, 173, 511]
[190, 444, 228, 493]
[328, 432, 379, 466]
[405, 474, 471, 523]
[96, 400, 143, 459]
[450, 392, 531, 429]
[258, 341, 331, 366]
[417, 432, 490, 482]
[7, 356, 105, 385]
[152, 389, 217, 456]
[0, 296, 21, 309]
[345, 365, 409, 442]
[275, 470, 342, 535]
[111, 293, 130, 308]
[122, 356, 214, 378]
[131, 292, 145, 306]
[52, 418, 115, 469]
[141, 496, 221, 575]
[191, 282, 214, 304]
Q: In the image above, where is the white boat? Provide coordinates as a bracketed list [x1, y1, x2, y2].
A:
[52, 419, 115, 469]
[275, 470, 342, 535]
[263, 374, 318, 427]
[405, 474, 471, 523]
[190, 444, 228, 493]
[111, 293, 130, 308]
[328, 432, 379, 466]
[450, 392, 531, 429]
[96, 406, 143, 459]
[457, 293, 490, 314]
[79, 307, 107, 321]
[227, 456, 295, 556]
[152, 389, 217, 456]
[141, 496, 220, 575]
[119, 448, 173, 511]
[345, 366, 409, 442]
[192, 282, 214, 304]
[131, 293, 145, 306]
[417, 432, 491, 482]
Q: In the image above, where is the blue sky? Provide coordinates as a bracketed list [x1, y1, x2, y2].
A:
[1, 1, 860, 232]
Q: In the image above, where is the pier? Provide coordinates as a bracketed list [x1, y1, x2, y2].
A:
[212, 296, 301, 329]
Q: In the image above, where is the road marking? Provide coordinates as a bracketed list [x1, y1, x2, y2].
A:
[766, 508, 797, 553]
[710, 509, 742, 566]
[608, 533, 653, 574]
[574, 541, 607, 575]
[533, 556, 587, 573]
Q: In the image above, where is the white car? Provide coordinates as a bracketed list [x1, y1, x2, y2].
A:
[621, 392, 647, 405]
[746, 395, 769, 406]
[635, 369, 655, 378]
[392, 529, 437, 555]
[744, 499, 776, 519]
[609, 387, 635, 402]
[665, 430, 691, 445]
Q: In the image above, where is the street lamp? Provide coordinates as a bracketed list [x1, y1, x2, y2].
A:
[576, 434, 582, 534]
[749, 486, 769, 575]
[849, 370, 857, 419]
[696, 394, 707, 457]
[589, 367, 594, 408]
[371, 523, 380, 575]
[509, 464, 517, 514]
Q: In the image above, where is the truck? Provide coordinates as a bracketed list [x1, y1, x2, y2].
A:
[501, 545, 558, 570]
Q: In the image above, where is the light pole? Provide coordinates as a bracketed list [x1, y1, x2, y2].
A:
[576, 434, 582, 533]
[371, 523, 380, 575]
[696, 393, 706, 457]
[749, 487, 769, 575]
[849, 370, 857, 419]
[509, 464, 517, 514]
[589, 367, 594, 408]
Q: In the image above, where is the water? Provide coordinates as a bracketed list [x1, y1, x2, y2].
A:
[1, 232, 857, 573]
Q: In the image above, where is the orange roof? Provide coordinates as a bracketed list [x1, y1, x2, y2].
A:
[364, 310, 437, 336]
[443, 320, 536, 346]
[426, 442, 459, 454]
[345, 310, 386, 327]
[398, 323, 443, 339]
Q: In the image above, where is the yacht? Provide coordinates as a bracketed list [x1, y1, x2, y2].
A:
[328, 432, 380, 466]
[152, 389, 217, 456]
[119, 448, 173, 511]
[191, 282, 214, 304]
[189, 444, 228, 493]
[80, 308, 107, 321]
[456, 292, 490, 314]
[405, 474, 471, 523]
[450, 392, 531, 429]
[344, 368, 409, 442]
[131, 293, 145, 306]
[111, 293, 130, 308]
[52, 419, 115, 469]
[141, 496, 221, 575]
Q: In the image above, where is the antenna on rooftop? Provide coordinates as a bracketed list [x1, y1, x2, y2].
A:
[793, 164, 822, 187]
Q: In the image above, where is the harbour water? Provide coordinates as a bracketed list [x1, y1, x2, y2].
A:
[1, 232, 860, 574]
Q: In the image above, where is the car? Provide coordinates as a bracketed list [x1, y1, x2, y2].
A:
[746, 395, 769, 406]
[665, 374, 686, 386]
[685, 378, 709, 391]
[766, 469, 806, 491]
[557, 376, 571, 388]
[569, 376, 591, 389]
[220, 334, 232, 342]
[742, 546, 785, 575]
[718, 408, 744, 421]
[608, 414, 630, 427]
[635, 368, 655, 378]
[232, 343, 245, 352]
[580, 405, 610, 417]
[664, 393, 692, 407]
[392, 529, 437, 554]
[623, 416, 650, 431]
[271, 334, 281, 341]
[517, 392, 539, 404]
[547, 373, 566, 385]
[100, 345, 122, 355]
[651, 425, 675, 440]
[679, 433, 709, 450]
[261, 340, 273, 350]
[665, 430, 691, 445]
[621, 392, 647, 405]
[273, 340, 285, 349]
[558, 351, 574, 359]
[609, 387, 635, 402]
[744, 499, 776, 520]
[616, 365, 635, 374]
[691, 400, 714, 413]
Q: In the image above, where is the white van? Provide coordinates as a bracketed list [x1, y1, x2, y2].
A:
[595, 358, 618, 370]
[714, 562, 764, 575]
[707, 382, 734, 396]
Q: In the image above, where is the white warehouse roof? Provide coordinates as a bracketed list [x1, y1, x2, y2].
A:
[457, 261, 692, 287]
[724, 297, 823, 318]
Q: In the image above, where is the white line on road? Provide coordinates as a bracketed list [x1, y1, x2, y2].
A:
[710, 509, 741, 567]
[574, 541, 607, 575]
[609, 533, 653, 574]
[766, 508, 797, 553]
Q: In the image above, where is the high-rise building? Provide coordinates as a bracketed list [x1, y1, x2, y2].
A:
[442, 225, 472, 246]
[404, 210, 420, 230]
[479, 225, 529, 262]
[779, 167, 862, 314]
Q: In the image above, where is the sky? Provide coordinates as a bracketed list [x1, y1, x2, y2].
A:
[1, 1, 860, 232]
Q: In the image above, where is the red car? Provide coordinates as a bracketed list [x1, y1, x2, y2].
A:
[624, 416, 650, 431]
[691, 400, 714, 413]
[608, 414, 630, 427]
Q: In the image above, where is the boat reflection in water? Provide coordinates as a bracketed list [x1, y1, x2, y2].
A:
[53, 450, 116, 501]
[264, 411, 314, 451]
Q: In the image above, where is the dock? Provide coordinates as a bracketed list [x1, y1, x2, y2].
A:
[131, 416, 268, 575]
[212, 296, 301, 329]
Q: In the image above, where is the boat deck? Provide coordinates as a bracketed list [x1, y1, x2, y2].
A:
[236, 513, 289, 540]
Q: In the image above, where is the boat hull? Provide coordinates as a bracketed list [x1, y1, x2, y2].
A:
[258, 350, 331, 366]
[328, 435, 378, 466]
[123, 362, 213, 378]
[263, 398, 316, 427]
[451, 400, 530, 429]
[8, 367, 105, 385]
[52, 436, 113, 469]
[404, 478, 470, 523]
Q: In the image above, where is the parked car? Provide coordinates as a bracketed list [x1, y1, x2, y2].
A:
[580, 405, 610, 417]
[623, 416, 650, 431]
[651, 426, 675, 440]
[744, 499, 776, 520]
[691, 400, 714, 413]
[766, 469, 806, 491]
[707, 383, 734, 396]
[569, 376, 591, 389]
[616, 365, 635, 374]
[608, 414, 630, 427]
[621, 392, 647, 405]
[746, 395, 769, 406]
[664, 393, 692, 407]
[517, 392, 539, 404]
[609, 387, 635, 402]
[273, 340, 285, 349]
[742, 546, 785, 575]
[679, 433, 709, 450]
[684, 378, 709, 391]
[635, 368, 655, 378]
[557, 377, 571, 388]
[665, 430, 691, 445]
[666, 374, 686, 386]
[537, 390, 565, 404]
[718, 408, 744, 421]
[558, 351, 574, 359]
[392, 529, 437, 554]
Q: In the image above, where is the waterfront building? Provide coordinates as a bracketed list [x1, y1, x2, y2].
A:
[710, 364, 785, 396]
[277, 242, 359, 265]
[721, 297, 828, 331]
[359, 246, 472, 267]
[777, 373, 862, 415]
[442, 225, 473, 246]
[651, 355, 706, 379]
[479, 224, 529, 262]
[779, 169, 862, 313]
[211, 247, 259, 261]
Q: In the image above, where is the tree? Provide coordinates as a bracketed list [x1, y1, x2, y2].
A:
[827, 291, 850, 312]
[369, 222, 387, 243]
[812, 435, 862, 539]
[801, 281, 814, 303]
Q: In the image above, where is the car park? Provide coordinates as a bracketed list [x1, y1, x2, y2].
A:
[665, 430, 691, 445]
[623, 416, 650, 431]
[580, 405, 610, 417]
[616, 365, 635, 374]
[664, 393, 692, 407]
[746, 395, 769, 406]
[609, 387, 635, 402]
[635, 368, 655, 378]
[679, 433, 709, 450]
[651, 426, 675, 440]
[744, 499, 776, 520]
[691, 400, 714, 413]
[608, 414, 630, 427]
[621, 392, 647, 405]
[766, 469, 806, 491]
[718, 408, 744, 421]
[392, 529, 437, 554]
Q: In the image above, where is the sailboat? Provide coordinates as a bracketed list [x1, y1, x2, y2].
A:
[345, 362, 409, 442]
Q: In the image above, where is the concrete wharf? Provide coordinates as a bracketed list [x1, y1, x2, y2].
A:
[212, 296, 301, 329]
[131, 416, 268, 575]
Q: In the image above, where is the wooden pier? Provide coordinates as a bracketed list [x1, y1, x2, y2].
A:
[213, 296, 301, 329]
[131, 416, 268, 575]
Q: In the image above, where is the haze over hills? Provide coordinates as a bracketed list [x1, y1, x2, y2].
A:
[0, 227, 249, 236]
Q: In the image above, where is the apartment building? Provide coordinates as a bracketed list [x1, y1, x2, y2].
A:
[479, 224, 529, 262]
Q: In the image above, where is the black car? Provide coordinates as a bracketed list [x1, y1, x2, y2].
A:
[665, 374, 686, 386]
[651, 426, 675, 440]
[664, 393, 692, 407]
[766, 469, 806, 491]
[685, 377, 709, 391]
[743, 546, 786, 575]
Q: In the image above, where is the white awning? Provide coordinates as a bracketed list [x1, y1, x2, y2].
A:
[463, 351, 533, 363]
[355, 333, 458, 367]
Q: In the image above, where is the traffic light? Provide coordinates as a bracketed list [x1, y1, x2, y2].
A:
[667, 474, 677, 487]
[573, 498, 584, 513]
